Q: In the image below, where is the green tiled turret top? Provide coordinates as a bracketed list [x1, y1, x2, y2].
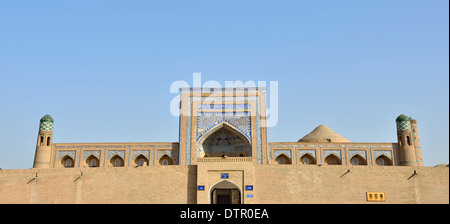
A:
[40, 114, 54, 123]
[396, 114, 411, 130]
[39, 114, 54, 131]
[396, 114, 410, 122]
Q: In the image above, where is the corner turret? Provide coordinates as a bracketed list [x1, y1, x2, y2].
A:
[33, 114, 54, 168]
[396, 114, 417, 166]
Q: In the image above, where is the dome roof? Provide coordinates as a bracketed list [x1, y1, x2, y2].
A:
[298, 124, 350, 143]
[396, 114, 410, 122]
[40, 114, 54, 123]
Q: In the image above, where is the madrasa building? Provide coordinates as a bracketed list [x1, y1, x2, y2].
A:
[0, 87, 448, 204]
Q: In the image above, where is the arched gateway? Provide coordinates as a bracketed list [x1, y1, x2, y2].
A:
[199, 122, 251, 158]
[209, 180, 242, 204]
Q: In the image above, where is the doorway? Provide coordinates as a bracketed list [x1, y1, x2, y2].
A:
[211, 189, 240, 204]
[209, 180, 242, 204]
[217, 194, 231, 204]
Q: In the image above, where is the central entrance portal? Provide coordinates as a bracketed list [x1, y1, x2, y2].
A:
[210, 180, 242, 204]
[200, 123, 251, 158]
[211, 189, 240, 204]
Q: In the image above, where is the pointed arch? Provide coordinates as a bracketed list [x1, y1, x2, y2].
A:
[375, 155, 393, 166]
[159, 154, 173, 166]
[134, 154, 149, 167]
[110, 155, 124, 167]
[275, 154, 291, 164]
[46, 136, 51, 146]
[61, 155, 74, 168]
[198, 121, 251, 144]
[209, 180, 242, 204]
[406, 135, 411, 145]
[350, 154, 367, 166]
[85, 155, 100, 167]
[324, 154, 342, 165]
[300, 154, 316, 165]
[198, 122, 251, 158]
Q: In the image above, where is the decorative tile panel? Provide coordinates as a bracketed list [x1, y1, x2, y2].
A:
[348, 150, 367, 160]
[196, 112, 251, 141]
[83, 150, 101, 160]
[298, 149, 316, 159]
[58, 150, 76, 160]
[323, 150, 341, 159]
[396, 121, 411, 130]
[157, 150, 174, 160]
[197, 104, 250, 110]
[373, 150, 393, 160]
[273, 149, 291, 159]
[107, 150, 126, 160]
[132, 150, 150, 160]
[39, 121, 54, 131]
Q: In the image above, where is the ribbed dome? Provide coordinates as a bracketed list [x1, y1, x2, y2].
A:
[298, 124, 350, 143]
[396, 114, 410, 122]
[40, 114, 54, 123]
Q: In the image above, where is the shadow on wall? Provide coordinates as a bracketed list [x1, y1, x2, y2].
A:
[187, 165, 198, 204]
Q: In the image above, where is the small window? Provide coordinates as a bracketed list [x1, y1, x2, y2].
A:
[325, 155, 341, 165]
[275, 154, 291, 164]
[40, 136, 44, 146]
[375, 155, 392, 166]
[406, 136, 411, 146]
[299, 154, 316, 165]
[138, 158, 145, 166]
[110, 155, 124, 167]
[65, 159, 73, 167]
[350, 155, 366, 166]
[159, 155, 173, 165]
[62, 156, 74, 168]
[326, 139, 331, 143]
[89, 158, 98, 167]
[47, 137, 51, 146]
[134, 155, 149, 167]
[86, 155, 99, 167]
[114, 158, 122, 167]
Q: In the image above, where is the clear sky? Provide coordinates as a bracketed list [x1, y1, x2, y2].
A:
[0, 0, 448, 169]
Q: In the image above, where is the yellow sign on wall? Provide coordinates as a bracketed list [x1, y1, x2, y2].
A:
[366, 192, 386, 202]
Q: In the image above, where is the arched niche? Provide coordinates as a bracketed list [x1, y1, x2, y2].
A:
[85, 155, 100, 167]
[300, 154, 316, 165]
[134, 154, 149, 167]
[61, 155, 74, 168]
[209, 180, 242, 204]
[375, 155, 393, 166]
[324, 154, 342, 165]
[110, 155, 124, 167]
[159, 155, 174, 166]
[199, 123, 251, 158]
[350, 154, 367, 166]
[275, 154, 291, 164]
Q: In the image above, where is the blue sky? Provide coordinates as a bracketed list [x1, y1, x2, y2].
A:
[0, 0, 448, 169]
